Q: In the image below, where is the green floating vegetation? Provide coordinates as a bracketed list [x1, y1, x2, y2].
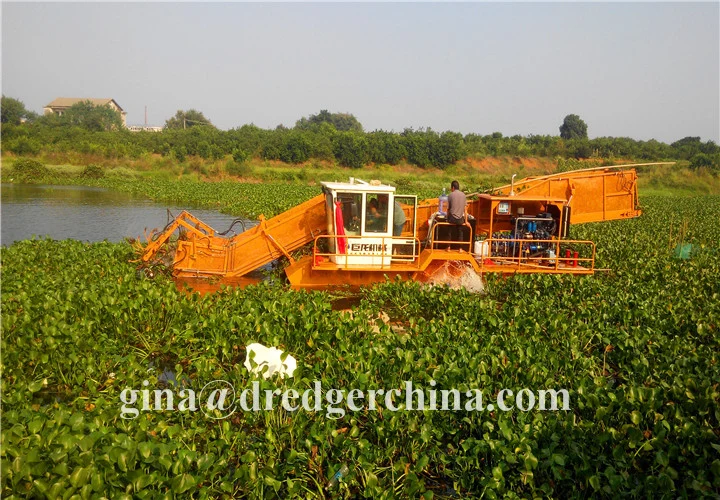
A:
[1, 196, 719, 497]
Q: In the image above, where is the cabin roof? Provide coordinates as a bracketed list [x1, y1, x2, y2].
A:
[321, 180, 396, 193]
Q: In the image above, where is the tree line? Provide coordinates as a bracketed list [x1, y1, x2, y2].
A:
[2, 96, 718, 171]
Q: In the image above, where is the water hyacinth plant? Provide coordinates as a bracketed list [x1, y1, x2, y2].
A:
[1, 195, 719, 497]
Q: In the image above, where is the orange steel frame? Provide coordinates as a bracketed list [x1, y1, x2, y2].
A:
[142, 194, 327, 279]
[140, 166, 650, 289]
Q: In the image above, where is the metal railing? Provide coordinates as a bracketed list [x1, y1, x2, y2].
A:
[312, 235, 421, 270]
[311, 233, 595, 274]
[429, 221, 474, 252]
[475, 238, 596, 272]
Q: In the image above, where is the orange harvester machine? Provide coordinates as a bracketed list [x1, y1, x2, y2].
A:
[140, 165, 649, 290]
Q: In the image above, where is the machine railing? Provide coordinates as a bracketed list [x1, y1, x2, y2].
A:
[312, 234, 421, 270]
[429, 221, 474, 252]
[475, 238, 596, 272]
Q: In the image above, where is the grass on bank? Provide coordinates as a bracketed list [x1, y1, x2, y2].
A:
[2, 154, 719, 218]
[1, 152, 559, 190]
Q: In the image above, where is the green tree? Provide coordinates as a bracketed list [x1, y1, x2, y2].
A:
[567, 139, 593, 159]
[165, 109, 215, 129]
[1, 96, 37, 125]
[333, 131, 369, 168]
[308, 122, 337, 161]
[559, 114, 588, 140]
[367, 130, 405, 165]
[422, 131, 465, 168]
[485, 132, 506, 156]
[401, 128, 432, 168]
[56, 100, 122, 131]
[669, 136, 716, 160]
[279, 131, 312, 163]
[689, 152, 718, 172]
[295, 110, 363, 132]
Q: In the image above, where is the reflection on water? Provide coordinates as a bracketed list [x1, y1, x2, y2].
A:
[1, 183, 255, 245]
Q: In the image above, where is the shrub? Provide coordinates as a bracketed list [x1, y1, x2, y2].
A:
[279, 132, 312, 164]
[232, 148, 250, 163]
[11, 158, 50, 181]
[171, 146, 187, 163]
[689, 152, 718, 172]
[225, 159, 253, 177]
[6, 136, 42, 156]
[556, 157, 584, 173]
[81, 164, 105, 179]
[333, 131, 369, 169]
[279, 170, 296, 181]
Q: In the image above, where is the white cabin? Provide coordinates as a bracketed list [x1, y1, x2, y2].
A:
[320, 179, 417, 268]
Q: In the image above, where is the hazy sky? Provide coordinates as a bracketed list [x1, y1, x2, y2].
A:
[2, 2, 718, 143]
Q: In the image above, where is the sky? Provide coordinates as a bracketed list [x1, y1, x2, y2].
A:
[2, 2, 718, 144]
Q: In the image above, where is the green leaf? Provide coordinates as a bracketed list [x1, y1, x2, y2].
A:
[77, 435, 95, 453]
[117, 451, 130, 472]
[55, 434, 77, 451]
[27, 418, 44, 434]
[171, 473, 196, 494]
[263, 475, 282, 492]
[91, 472, 104, 492]
[138, 442, 153, 460]
[492, 466, 503, 481]
[197, 454, 214, 471]
[710, 459, 720, 478]
[27, 379, 45, 393]
[498, 419, 513, 441]
[69, 466, 91, 489]
[132, 473, 154, 491]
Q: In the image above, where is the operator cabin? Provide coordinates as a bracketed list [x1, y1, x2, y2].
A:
[320, 179, 418, 268]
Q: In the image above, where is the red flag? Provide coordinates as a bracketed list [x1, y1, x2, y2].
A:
[335, 201, 347, 254]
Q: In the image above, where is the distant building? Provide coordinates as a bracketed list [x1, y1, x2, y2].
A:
[43, 98, 127, 127]
[127, 125, 163, 133]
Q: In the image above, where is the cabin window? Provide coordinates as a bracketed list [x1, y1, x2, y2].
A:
[393, 195, 416, 237]
[364, 193, 389, 233]
[336, 193, 362, 235]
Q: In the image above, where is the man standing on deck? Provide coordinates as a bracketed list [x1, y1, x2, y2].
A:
[447, 180, 466, 249]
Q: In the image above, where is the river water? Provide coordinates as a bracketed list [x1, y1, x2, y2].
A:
[1, 183, 254, 246]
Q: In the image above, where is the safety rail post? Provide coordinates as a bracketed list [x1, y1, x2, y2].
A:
[430, 221, 473, 252]
[555, 238, 561, 271]
[381, 236, 387, 269]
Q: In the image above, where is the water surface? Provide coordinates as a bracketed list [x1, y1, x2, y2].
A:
[1, 183, 254, 245]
